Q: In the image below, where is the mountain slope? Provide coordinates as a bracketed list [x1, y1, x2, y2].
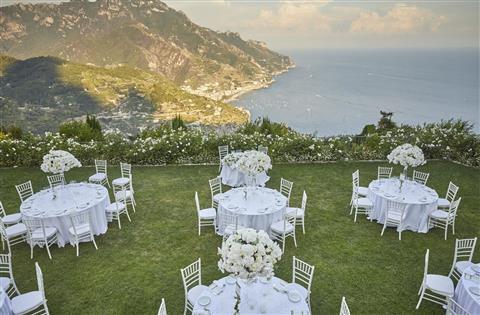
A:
[0, 0, 294, 100]
[0, 55, 249, 134]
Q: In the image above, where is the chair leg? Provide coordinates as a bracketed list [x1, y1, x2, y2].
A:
[92, 235, 98, 250]
[354, 208, 358, 222]
[76, 240, 80, 257]
[282, 236, 286, 252]
[444, 224, 448, 240]
[452, 221, 455, 235]
[416, 287, 425, 309]
[302, 218, 305, 234]
[1, 237, 4, 251]
[381, 224, 386, 236]
[46, 243, 53, 260]
[30, 244, 34, 259]
[293, 232, 297, 248]
[349, 204, 354, 215]
[399, 230, 402, 241]
[117, 215, 122, 229]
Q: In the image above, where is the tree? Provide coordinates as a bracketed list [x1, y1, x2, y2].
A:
[378, 110, 396, 130]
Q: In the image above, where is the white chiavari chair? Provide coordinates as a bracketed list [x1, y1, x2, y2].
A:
[181, 258, 207, 315]
[291, 256, 315, 311]
[350, 170, 368, 206]
[15, 181, 33, 203]
[157, 298, 167, 315]
[257, 145, 268, 154]
[47, 174, 65, 189]
[218, 145, 229, 172]
[23, 217, 58, 260]
[208, 177, 222, 209]
[218, 212, 244, 242]
[112, 162, 132, 187]
[280, 178, 293, 206]
[68, 211, 98, 257]
[11, 262, 50, 315]
[105, 186, 131, 229]
[428, 197, 461, 240]
[286, 190, 307, 234]
[0, 201, 21, 226]
[0, 220, 26, 251]
[339, 296, 351, 315]
[381, 200, 406, 240]
[271, 210, 297, 252]
[448, 237, 477, 281]
[0, 252, 20, 298]
[446, 297, 471, 315]
[377, 166, 393, 180]
[113, 180, 136, 213]
[416, 249, 454, 310]
[195, 192, 216, 236]
[413, 170, 430, 186]
[349, 188, 373, 223]
[88, 159, 110, 188]
[438, 182, 459, 209]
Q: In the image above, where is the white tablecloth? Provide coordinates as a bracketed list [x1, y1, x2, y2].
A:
[20, 183, 110, 247]
[367, 179, 438, 233]
[454, 264, 480, 314]
[217, 188, 287, 236]
[220, 165, 269, 188]
[193, 277, 309, 315]
[0, 288, 12, 315]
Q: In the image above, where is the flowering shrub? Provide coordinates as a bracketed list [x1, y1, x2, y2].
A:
[0, 120, 478, 167]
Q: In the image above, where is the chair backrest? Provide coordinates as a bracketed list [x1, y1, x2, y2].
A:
[446, 297, 471, 315]
[220, 212, 239, 231]
[257, 145, 268, 154]
[280, 178, 294, 200]
[377, 167, 392, 180]
[23, 217, 46, 241]
[120, 162, 132, 178]
[352, 170, 360, 188]
[386, 200, 406, 220]
[448, 197, 462, 217]
[69, 211, 91, 235]
[445, 182, 459, 202]
[0, 201, 7, 219]
[218, 145, 229, 161]
[157, 298, 167, 315]
[0, 253, 13, 280]
[181, 258, 202, 294]
[194, 192, 201, 213]
[421, 249, 429, 287]
[47, 174, 65, 188]
[16, 180, 33, 202]
[339, 296, 351, 315]
[301, 191, 307, 211]
[413, 170, 429, 185]
[35, 262, 47, 301]
[0, 220, 7, 241]
[95, 159, 108, 175]
[292, 256, 314, 294]
[209, 177, 222, 197]
[453, 237, 477, 263]
[113, 184, 127, 205]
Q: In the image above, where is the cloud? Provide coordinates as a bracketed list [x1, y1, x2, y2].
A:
[350, 4, 447, 34]
[244, 2, 333, 32]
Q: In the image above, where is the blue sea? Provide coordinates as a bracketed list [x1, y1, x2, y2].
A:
[233, 48, 479, 136]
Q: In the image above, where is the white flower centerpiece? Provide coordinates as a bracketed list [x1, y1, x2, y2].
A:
[387, 144, 426, 188]
[223, 150, 271, 187]
[40, 150, 81, 198]
[218, 228, 282, 313]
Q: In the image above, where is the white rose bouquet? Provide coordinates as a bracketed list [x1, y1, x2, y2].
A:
[387, 143, 426, 168]
[40, 150, 82, 174]
[235, 150, 272, 177]
[218, 228, 282, 280]
[222, 152, 243, 168]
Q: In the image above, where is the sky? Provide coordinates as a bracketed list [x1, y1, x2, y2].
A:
[1, 0, 479, 51]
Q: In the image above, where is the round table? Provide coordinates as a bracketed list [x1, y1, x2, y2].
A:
[367, 178, 438, 233]
[220, 165, 270, 187]
[192, 276, 309, 315]
[454, 263, 480, 314]
[217, 187, 287, 236]
[20, 183, 110, 247]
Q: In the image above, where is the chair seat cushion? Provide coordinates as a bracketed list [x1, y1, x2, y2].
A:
[112, 177, 130, 186]
[286, 283, 309, 299]
[425, 274, 454, 296]
[6, 223, 27, 238]
[105, 202, 126, 213]
[199, 208, 216, 219]
[429, 210, 450, 219]
[11, 291, 43, 314]
[270, 220, 294, 234]
[354, 198, 373, 208]
[0, 277, 11, 291]
[286, 207, 304, 218]
[357, 186, 369, 196]
[455, 261, 474, 274]
[68, 223, 91, 236]
[31, 227, 57, 240]
[115, 190, 133, 201]
[89, 173, 107, 182]
[1, 213, 22, 225]
[187, 285, 208, 304]
[437, 198, 450, 208]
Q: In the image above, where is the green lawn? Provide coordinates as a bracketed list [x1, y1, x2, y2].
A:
[0, 161, 478, 314]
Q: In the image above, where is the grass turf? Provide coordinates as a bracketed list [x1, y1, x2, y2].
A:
[0, 161, 478, 314]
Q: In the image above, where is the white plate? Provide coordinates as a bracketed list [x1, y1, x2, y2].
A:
[288, 290, 302, 303]
[225, 277, 236, 285]
[469, 287, 480, 296]
[197, 296, 211, 306]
